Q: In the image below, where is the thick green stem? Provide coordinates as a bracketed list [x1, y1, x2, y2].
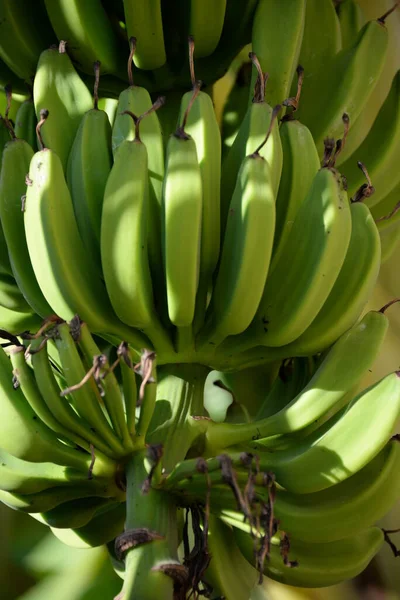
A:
[120, 450, 180, 600]
[146, 364, 210, 472]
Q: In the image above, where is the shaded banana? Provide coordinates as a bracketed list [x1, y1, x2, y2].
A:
[122, 0, 166, 70]
[14, 99, 37, 150]
[188, 0, 226, 58]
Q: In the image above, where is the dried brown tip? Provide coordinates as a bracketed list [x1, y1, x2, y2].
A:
[188, 35, 196, 87]
[93, 61, 101, 110]
[321, 137, 335, 168]
[378, 1, 400, 24]
[175, 81, 201, 139]
[249, 52, 266, 103]
[379, 298, 400, 314]
[128, 37, 137, 87]
[329, 113, 350, 167]
[283, 65, 304, 112]
[252, 104, 281, 156]
[351, 161, 375, 203]
[59, 40, 67, 54]
[36, 109, 49, 150]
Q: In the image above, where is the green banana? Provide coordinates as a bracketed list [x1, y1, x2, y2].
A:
[270, 71, 321, 270]
[44, 0, 124, 76]
[0, 306, 41, 335]
[111, 40, 165, 299]
[0, 134, 53, 317]
[0, 344, 114, 477]
[202, 515, 259, 599]
[0, 448, 103, 495]
[206, 310, 388, 452]
[296, 0, 342, 85]
[122, 0, 166, 70]
[0, 273, 31, 313]
[119, 343, 137, 438]
[283, 200, 381, 356]
[380, 221, 400, 262]
[296, 11, 390, 153]
[372, 180, 400, 228]
[179, 39, 221, 331]
[221, 59, 283, 236]
[51, 501, 125, 548]
[234, 526, 384, 588]
[14, 99, 37, 150]
[197, 112, 278, 350]
[337, 0, 367, 49]
[24, 137, 149, 348]
[0, 58, 27, 95]
[0, 0, 55, 80]
[30, 336, 118, 458]
[33, 43, 93, 170]
[102, 103, 173, 352]
[162, 85, 203, 332]
[251, 0, 306, 108]
[252, 370, 400, 494]
[67, 62, 113, 267]
[188, 0, 226, 58]
[31, 498, 119, 530]
[340, 70, 400, 207]
[227, 161, 352, 351]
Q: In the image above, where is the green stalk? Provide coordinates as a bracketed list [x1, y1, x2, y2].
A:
[146, 364, 210, 471]
[120, 450, 180, 600]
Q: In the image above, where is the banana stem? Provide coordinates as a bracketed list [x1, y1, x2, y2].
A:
[146, 363, 210, 472]
[118, 450, 179, 600]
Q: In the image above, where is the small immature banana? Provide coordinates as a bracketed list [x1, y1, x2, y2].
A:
[0, 344, 114, 477]
[0, 449, 102, 495]
[0, 306, 41, 335]
[251, 0, 306, 108]
[234, 526, 384, 588]
[0, 273, 31, 313]
[33, 42, 93, 170]
[30, 498, 117, 531]
[221, 57, 283, 236]
[44, 0, 124, 76]
[102, 101, 173, 352]
[0, 134, 53, 317]
[30, 336, 118, 458]
[67, 62, 113, 267]
[284, 199, 381, 356]
[122, 0, 166, 70]
[206, 310, 388, 452]
[188, 0, 226, 58]
[340, 70, 400, 206]
[162, 84, 203, 329]
[197, 107, 279, 350]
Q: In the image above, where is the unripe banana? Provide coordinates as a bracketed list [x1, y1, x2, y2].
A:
[221, 57, 283, 238]
[234, 526, 384, 588]
[0, 134, 52, 317]
[102, 101, 173, 352]
[14, 99, 37, 150]
[0, 273, 31, 313]
[207, 310, 388, 452]
[197, 108, 280, 350]
[251, 0, 306, 108]
[122, 1, 166, 70]
[33, 42, 93, 170]
[162, 84, 203, 331]
[188, 0, 227, 58]
[66, 62, 113, 267]
[179, 39, 221, 331]
[24, 127, 149, 348]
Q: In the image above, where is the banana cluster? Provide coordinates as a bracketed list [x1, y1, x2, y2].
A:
[0, 0, 255, 96]
[0, 309, 399, 595]
[0, 0, 400, 597]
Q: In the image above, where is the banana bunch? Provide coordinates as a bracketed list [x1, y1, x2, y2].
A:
[0, 0, 257, 96]
[0, 0, 400, 597]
